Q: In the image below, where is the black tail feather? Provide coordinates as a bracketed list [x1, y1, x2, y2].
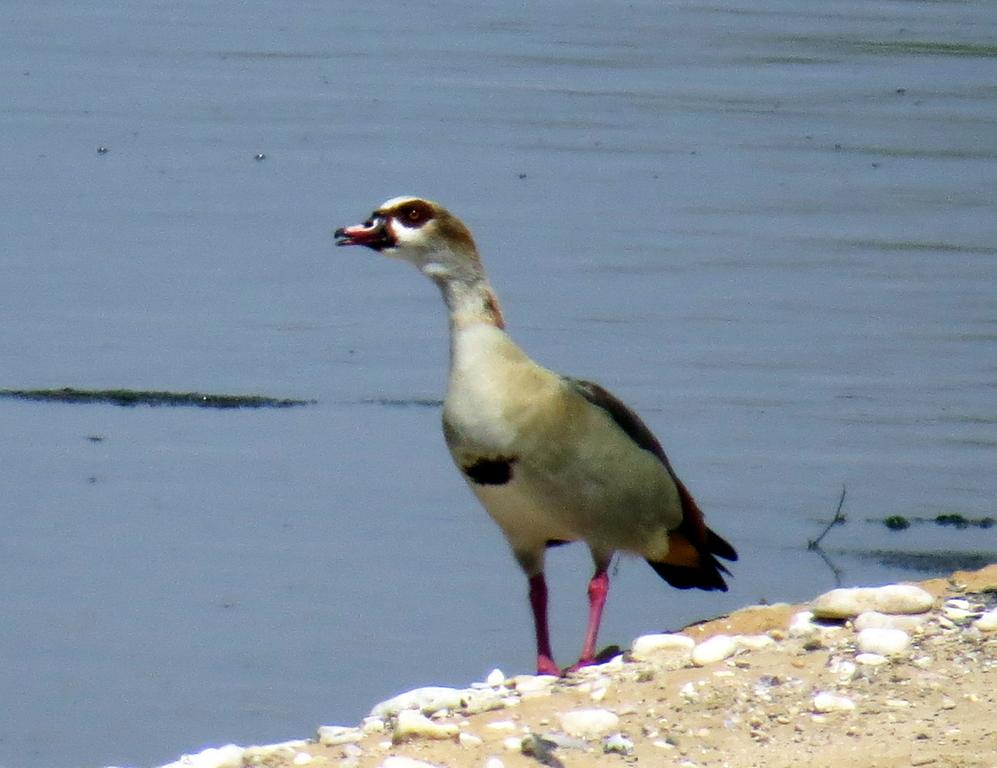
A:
[707, 528, 738, 562]
[647, 556, 731, 592]
[647, 525, 737, 592]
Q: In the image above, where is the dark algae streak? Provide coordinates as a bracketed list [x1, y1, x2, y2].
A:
[0, 387, 314, 409]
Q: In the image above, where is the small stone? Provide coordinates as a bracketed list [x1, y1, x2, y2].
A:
[829, 658, 857, 682]
[885, 698, 911, 708]
[511, 674, 558, 696]
[292, 753, 312, 765]
[788, 611, 820, 637]
[484, 759, 505, 768]
[692, 634, 737, 666]
[853, 611, 929, 632]
[502, 736, 523, 751]
[736, 634, 776, 651]
[652, 739, 676, 750]
[857, 627, 911, 656]
[940, 697, 957, 710]
[461, 688, 510, 714]
[679, 681, 699, 699]
[942, 605, 976, 622]
[459, 732, 483, 748]
[486, 668, 506, 686]
[362, 716, 386, 734]
[631, 633, 695, 662]
[813, 692, 856, 713]
[317, 725, 365, 746]
[603, 733, 635, 756]
[242, 742, 305, 766]
[486, 720, 519, 732]
[974, 608, 997, 631]
[537, 732, 588, 751]
[558, 708, 620, 739]
[393, 710, 459, 741]
[371, 686, 465, 718]
[590, 678, 610, 702]
[855, 652, 889, 666]
[158, 745, 245, 768]
[811, 585, 933, 619]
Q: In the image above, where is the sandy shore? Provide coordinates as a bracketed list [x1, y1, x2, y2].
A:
[164, 564, 997, 768]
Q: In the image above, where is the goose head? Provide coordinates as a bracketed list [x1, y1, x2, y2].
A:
[335, 196, 482, 284]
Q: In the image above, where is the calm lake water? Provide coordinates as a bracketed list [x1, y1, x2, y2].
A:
[2, 2, 995, 766]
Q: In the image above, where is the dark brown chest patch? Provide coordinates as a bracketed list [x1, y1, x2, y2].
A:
[462, 456, 517, 485]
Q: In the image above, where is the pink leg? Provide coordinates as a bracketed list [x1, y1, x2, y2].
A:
[528, 573, 560, 676]
[574, 566, 610, 668]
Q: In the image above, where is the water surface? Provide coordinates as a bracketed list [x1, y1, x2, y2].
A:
[1, 2, 995, 766]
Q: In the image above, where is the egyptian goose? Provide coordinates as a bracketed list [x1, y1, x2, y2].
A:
[335, 197, 737, 675]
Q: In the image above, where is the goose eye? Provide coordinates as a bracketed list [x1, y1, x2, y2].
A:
[399, 202, 432, 227]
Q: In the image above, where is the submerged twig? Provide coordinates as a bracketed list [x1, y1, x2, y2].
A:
[808, 484, 847, 550]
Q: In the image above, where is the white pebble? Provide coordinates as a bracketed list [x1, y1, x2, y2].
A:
[855, 652, 888, 666]
[362, 716, 386, 734]
[942, 605, 976, 621]
[631, 633, 695, 661]
[539, 732, 589, 750]
[603, 732, 635, 755]
[853, 611, 928, 632]
[317, 725, 365, 746]
[156, 744, 245, 768]
[484, 759, 505, 768]
[679, 681, 699, 700]
[652, 739, 676, 750]
[485, 668, 506, 686]
[590, 678, 611, 702]
[370, 686, 465, 718]
[458, 732, 483, 748]
[502, 736, 523, 750]
[812, 692, 856, 713]
[485, 720, 518, 732]
[558, 708, 620, 738]
[857, 627, 911, 656]
[788, 611, 820, 637]
[461, 688, 510, 714]
[829, 658, 857, 682]
[811, 585, 933, 619]
[240, 741, 309, 765]
[735, 634, 776, 651]
[292, 753, 312, 766]
[393, 710, 459, 741]
[691, 634, 737, 666]
[974, 608, 997, 631]
[512, 674, 558, 696]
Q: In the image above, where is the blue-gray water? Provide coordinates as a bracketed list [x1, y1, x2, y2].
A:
[2, 2, 995, 766]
